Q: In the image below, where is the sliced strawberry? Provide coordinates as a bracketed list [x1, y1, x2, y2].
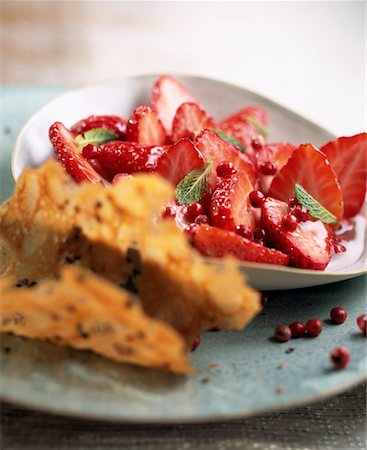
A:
[70, 115, 126, 139]
[49, 122, 102, 183]
[219, 106, 268, 156]
[320, 133, 367, 217]
[194, 225, 289, 266]
[257, 142, 296, 193]
[261, 197, 333, 270]
[194, 129, 256, 186]
[126, 105, 167, 146]
[268, 144, 344, 220]
[151, 76, 198, 134]
[171, 102, 216, 142]
[155, 138, 204, 185]
[210, 169, 256, 232]
[82, 141, 166, 177]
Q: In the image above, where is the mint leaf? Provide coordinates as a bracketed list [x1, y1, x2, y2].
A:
[176, 161, 213, 205]
[294, 183, 337, 224]
[245, 116, 269, 137]
[211, 129, 246, 153]
[74, 128, 118, 148]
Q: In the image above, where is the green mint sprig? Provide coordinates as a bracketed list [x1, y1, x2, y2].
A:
[176, 161, 213, 205]
[294, 183, 337, 224]
[74, 128, 118, 148]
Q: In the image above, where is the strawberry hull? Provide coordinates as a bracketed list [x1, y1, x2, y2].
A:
[261, 198, 333, 270]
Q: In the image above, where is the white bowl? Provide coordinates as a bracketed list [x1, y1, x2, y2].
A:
[12, 75, 366, 289]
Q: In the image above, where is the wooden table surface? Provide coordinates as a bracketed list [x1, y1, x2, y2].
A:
[1, 383, 366, 450]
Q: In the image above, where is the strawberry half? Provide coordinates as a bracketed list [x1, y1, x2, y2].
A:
[49, 122, 102, 183]
[261, 197, 333, 270]
[210, 169, 256, 232]
[320, 133, 367, 217]
[256, 142, 296, 194]
[171, 102, 216, 142]
[194, 129, 256, 186]
[155, 138, 204, 186]
[70, 115, 126, 139]
[82, 141, 166, 178]
[126, 105, 167, 146]
[194, 225, 289, 266]
[219, 106, 268, 157]
[268, 144, 344, 220]
[151, 76, 198, 134]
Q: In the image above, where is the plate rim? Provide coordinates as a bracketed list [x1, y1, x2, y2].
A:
[0, 367, 365, 424]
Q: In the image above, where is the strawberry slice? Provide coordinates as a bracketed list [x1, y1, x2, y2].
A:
[151, 76, 198, 134]
[194, 129, 256, 186]
[257, 142, 296, 194]
[155, 138, 204, 186]
[70, 115, 126, 139]
[49, 122, 102, 183]
[320, 133, 367, 217]
[268, 144, 344, 220]
[126, 105, 167, 146]
[261, 197, 333, 270]
[194, 225, 289, 266]
[82, 141, 166, 178]
[219, 106, 268, 156]
[210, 169, 256, 232]
[171, 102, 216, 142]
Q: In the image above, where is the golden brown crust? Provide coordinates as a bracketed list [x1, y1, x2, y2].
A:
[136, 220, 260, 345]
[0, 160, 260, 372]
[0, 266, 192, 374]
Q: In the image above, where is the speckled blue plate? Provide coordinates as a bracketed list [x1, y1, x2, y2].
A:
[0, 84, 366, 423]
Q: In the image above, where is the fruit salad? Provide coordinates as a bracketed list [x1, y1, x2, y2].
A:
[48, 75, 367, 271]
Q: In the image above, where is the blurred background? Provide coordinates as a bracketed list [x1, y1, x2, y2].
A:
[1, 1, 365, 135]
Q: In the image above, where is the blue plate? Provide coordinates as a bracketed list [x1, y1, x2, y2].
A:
[0, 85, 366, 422]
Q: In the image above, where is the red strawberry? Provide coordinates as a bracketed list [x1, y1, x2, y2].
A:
[70, 115, 126, 139]
[219, 106, 268, 157]
[49, 122, 101, 183]
[155, 138, 204, 186]
[261, 197, 333, 270]
[126, 105, 167, 146]
[320, 133, 367, 217]
[82, 141, 166, 177]
[171, 102, 216, 142]
[268, 144, 344, 220]
[210, 169, 256, 232]
[151, 76, 198, 134]
[194, 225, 289, 266]
[194, 129, 256, 186]
[257, 142, 296, 193]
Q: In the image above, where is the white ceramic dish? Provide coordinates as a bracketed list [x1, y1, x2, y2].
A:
[12, 75, 366, 290]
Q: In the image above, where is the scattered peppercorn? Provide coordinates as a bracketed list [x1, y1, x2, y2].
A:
[191, 335, 201, 352]
[289, 321, 305, 338]
[330, 307, 347, 324]
[356, 314, 367, 335]
[305, 318, 323, 337]
[330, 346, 350, 369]
[274, 324, 292, 343]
